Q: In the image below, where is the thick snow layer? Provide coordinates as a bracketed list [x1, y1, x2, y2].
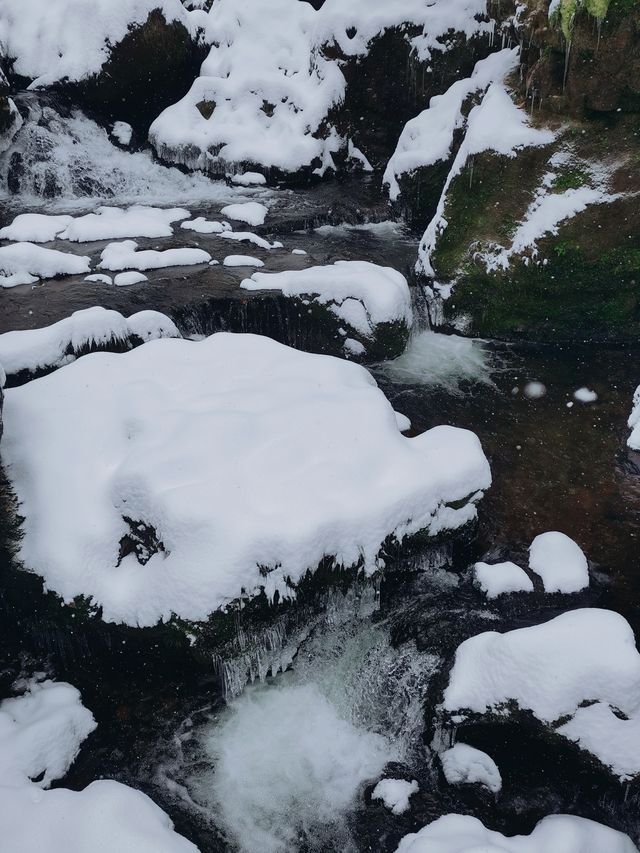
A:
[223, 254, 264, 267]
[0, 679, 96, 788]
[99, 240, 211, 271]
[150, 0, 493, 175]
[528, 531, 589, 593]
[0, 780, 200, 853]
[372, 779, 418, 815]
[241, 261, 413, 338]
[443, 609, 640, 778]
[0, 307, 179, 379]
[629, 386, 640, 450]
[181, 217, 231, 234]
[59, 206, 190, 242]
[1, 333, 490, 626]
[0, 214, 73, 243]
[395, 814, 639, 853]
[0, 242, 90, 287]
[85, 274, 113, 284]
[231, 172, 267, 186]
[0, 0, 196, 87]
[114, 271, 150, 286]
[220, 202, 268, 227]
[384, 49, 518, 201]
[473, 561, 533, 598]
[440, 743, 502, 793]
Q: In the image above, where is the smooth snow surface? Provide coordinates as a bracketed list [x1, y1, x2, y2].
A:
[223, 254, 264, 267]
[574, 386, 598, 403]
[0, 242, 90, 287]
[84, 274, 112, 284]
[114, 271, 149, 286]
[372, 779, 418, 814]
[473, 561, 534, 599]
[395, 814, 639, 853]
[0, 307, 179, 379]
[376, 331, 491, 390]
[444, 609, 640, 778]
[231, 172, 267, 186]
[220, 202, 268, 226]
[180, 218, 231, 234]
[629, 386, 640, 450]
[59, 206, 190, 242]
[440, 743, 502, 793]
[241, 261, 412, 338]
[0, 214, 73, 243]
[220, 230, 281, 250]
[1, 333, 490, 626]
[528, 531, 589, 593]
[99, 240, 211, 271]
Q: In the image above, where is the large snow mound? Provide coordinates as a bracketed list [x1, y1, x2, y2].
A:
[528, 531, 589, 593]
[0, 243, 91, 288]
[0, 0, 196, 87]
[1, 333, 490, 626]
[241, 261, 413, 339]
[0, 307, 180, 380]
[149, 0, 493, 175]
[395, 813, 639, 853]
[443, 609, 640, 779]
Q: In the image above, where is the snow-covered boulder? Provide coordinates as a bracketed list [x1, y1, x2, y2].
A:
[241, 261, 413, 360]
[1, 333, 490, 627]
[443, 609, 640, 780]
[372, 778, 418, 815]
[528, 531, 589, 593]
[99, 240, 211, 271]
[0, 307, 180, 385]
[472, 560, 533, 599]
[0, 243, 91, 288]
[395, 814, 638, 853]
[440, 743, 501, 793]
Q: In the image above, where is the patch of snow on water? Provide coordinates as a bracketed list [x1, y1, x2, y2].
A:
[376, 331, 492, 391]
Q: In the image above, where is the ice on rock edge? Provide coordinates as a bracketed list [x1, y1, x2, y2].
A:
[1, 333, 490, 626]
[372, 779, 419, 815]
[473, 561, 534, 599]
[443, 609, 640, 779]
[241, 261, 413, 339]
[394, 814, 639, 853]
[528, 531, 589, 593]
[0, 307, 180, 380]
[440, 743, 502, 793]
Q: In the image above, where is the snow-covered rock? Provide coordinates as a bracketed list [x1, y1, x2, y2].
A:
[223, 255, 264, 267]
[111, 121, 133, 147]
[372, 778, 418, 815]
[99, 240, 211, 271]
[1, 333, 490, 626]
[59, 206, 190, 242]
[443, 609, 640, 779]
[440, 743, 502, 793]
[220, 202, 268, 227]
[395, 814, 638, 853]
[473, 561, 533, 599]
[574, 386, 598, 403]
[0, 243, 91, 288]
[181, 218, 231, 235]
[240, 261, 413, 344]
[629, 385, 640, 450]
[0, 214, 73, 243]
[231, 172, 267, 187]
[114, 271, 150, 286]
[220, 231, 282, 251]
[0, 307, 180, 382]
[528, 531, 589, 593]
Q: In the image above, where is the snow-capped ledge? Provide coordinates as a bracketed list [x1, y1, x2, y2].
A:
[628, 384, 640, 450]
[1, 333, 490, 627]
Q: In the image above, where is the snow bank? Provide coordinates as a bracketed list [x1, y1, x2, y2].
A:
[395, 814, 638, 853]
[220, 202, 268, 227]
[473, 561, 533, 598]
[528, 531, 589, 593]
[0, 0, 195, 87]
[150, 0, 494, 175]
[443, 609, 640, 778]
[0, 679, 96, 788]
[372, 779, 418, 814]
[241, 261, 413, 339]
[99, 240, 211, 271]
[1, 333, 490, 626]
[0, 307, 180, 380]
[0, 243, 91, 287]
[629, 386, 640, 450]
[440, 743, 502, 793]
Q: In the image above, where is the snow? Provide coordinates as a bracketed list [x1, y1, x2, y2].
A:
[0, 214, 73, 243]
[84, 274, 112, 284]
[0, 307, 179, 379]
[241, 261, 413, 338]
[372, 779, 418, 814]
[395, 814, 639, 853]
[0, 679, 96, 788]
[111, 121, 133, 147]
[223, 255, 264, 267]
[231, 172, 267, 186]
[440, 743, 502, 793]
[574, 386, 598, 403]
[220, 202, 269, 227]
[0, 0, 196, 87]
[344, 338, 366, 357]
[220, 231, 282, 250]
[1, 333, 490, 626]
[523, 381, 547, 399]
[443, 609, 640, 778]
[0, 243, 90, 287]
[473, 561, 533, 599]
[528, 531, 589, 593]
[629, 385, 640, 450]
[180, 218, 231, 234]
[99, 240, 211, 271]
[59, 206, 190, 242]
[114, 271, 149, 286]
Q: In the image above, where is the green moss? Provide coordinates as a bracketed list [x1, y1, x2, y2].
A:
[551, 167, 589, 191]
